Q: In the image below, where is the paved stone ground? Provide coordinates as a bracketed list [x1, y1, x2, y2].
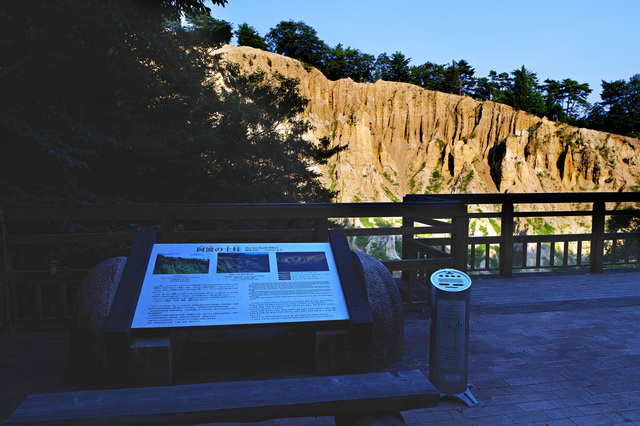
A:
[401, 305, 640, 425]
[2, 269, 640, 425]
[400, 269, 640, 426]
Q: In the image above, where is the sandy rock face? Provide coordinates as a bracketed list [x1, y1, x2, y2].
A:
[215, 45, 640, 202]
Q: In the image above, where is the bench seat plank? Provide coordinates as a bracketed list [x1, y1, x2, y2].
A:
[7, 370, 439, 425]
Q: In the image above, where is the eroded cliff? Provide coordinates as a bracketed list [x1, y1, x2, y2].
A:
[215, 45, 640, 203]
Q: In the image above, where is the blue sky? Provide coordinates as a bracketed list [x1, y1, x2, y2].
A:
[208, 0, 639, 103]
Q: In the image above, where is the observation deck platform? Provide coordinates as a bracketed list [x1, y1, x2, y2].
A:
[2, 268, 640, 425]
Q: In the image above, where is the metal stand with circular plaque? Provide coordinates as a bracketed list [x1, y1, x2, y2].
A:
[429, 268, 477, 407]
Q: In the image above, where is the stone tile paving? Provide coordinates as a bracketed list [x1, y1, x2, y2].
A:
[401, 301, 640, 425]
[2, 270, 640, 425]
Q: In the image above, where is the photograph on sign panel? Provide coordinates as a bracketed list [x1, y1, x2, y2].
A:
[276, 252, 330, 272]
[152, 253, 210, 274]
[216, 252, 270, 273]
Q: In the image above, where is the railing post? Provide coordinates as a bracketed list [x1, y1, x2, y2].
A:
[500, 202, 514, 277]
[401, 216, 415, 283]
[314, 218, 329, 242]
[453, 210, 468, 273]
[590, 200, 606, 273]
[1, 208, 13, 333]
[160, 220, 175, 243]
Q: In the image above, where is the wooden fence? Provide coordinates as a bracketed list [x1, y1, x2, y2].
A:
[0, 200, 467, 330]
[407, 192, 640, 276]
[2, 193, 638, 331]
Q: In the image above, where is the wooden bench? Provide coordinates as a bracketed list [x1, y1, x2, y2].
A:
[6, 370, 439, 425]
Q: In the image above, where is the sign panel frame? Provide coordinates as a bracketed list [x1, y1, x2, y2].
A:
[130, 242, 350, 329]
[104, 232, 372, 349]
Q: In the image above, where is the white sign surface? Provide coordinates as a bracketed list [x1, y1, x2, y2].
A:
[131, 242, 349, 329]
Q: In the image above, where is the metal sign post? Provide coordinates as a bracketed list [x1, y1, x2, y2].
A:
[429, 269, 477, 406]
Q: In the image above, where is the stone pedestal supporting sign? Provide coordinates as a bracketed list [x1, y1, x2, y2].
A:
[69, 257, 186, 388]
[314, 250, 404, 375]
[69, 232, 404, 388]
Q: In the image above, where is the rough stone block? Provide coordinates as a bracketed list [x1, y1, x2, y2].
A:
[69, 257, 185, 388]
[315, 250, 404, 374]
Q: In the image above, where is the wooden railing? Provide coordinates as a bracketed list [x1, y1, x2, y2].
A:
[0, 201, 468, 330]
[2, 193, 638, 330]
[407, 192, 640, 276]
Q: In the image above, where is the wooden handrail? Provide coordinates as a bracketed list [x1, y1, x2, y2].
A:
[1, 202, 466, 222]
[2, 194, 639, 330]
[0, 200, 467, 327]
[408, 192, 640, 276]
[407, 192, 640, 204]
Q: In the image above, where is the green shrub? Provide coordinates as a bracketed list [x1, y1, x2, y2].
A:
[359, 217, 373, 228]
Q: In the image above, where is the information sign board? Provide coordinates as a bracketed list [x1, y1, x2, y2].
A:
[131, 242, 350, 329]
